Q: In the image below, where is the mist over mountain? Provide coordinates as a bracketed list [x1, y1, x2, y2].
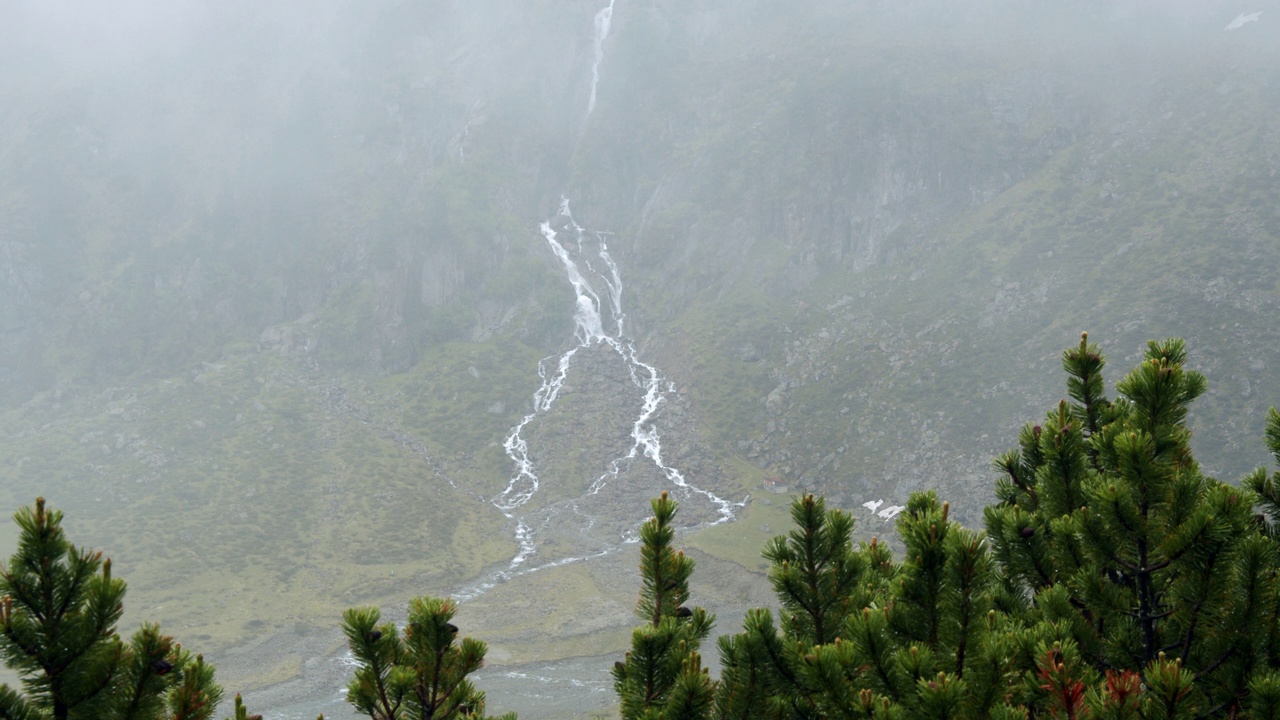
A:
[2, 1, 1278, 716]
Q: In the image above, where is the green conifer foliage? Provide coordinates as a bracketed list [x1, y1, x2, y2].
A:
[223, 695, 265, 720]
[762, 495, 863, 647]
[1245, 407, 1280, 674]
[714, 498, 897, 719]
[856, 493, 1018, 719]
[986, 336, 1280, 717]
[340, 597, 513, 720]
[708, 334, 1280, 719]
[1246, 671, 1280, 720]
[715, 493, 1023, 720]
[713, 609, 790, 720]
[1247, 409, 1280, 533]
[0, 498, 242, 720]
[614, 492, 714, 720]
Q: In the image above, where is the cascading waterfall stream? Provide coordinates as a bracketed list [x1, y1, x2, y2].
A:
[586, 0, 615, 116]
[451, 0, 743, 603]
[455, 197, 740, 600]
[522, 200, 738, 522]
[453, 2, 747, 602]
[312, 4, 741, 715]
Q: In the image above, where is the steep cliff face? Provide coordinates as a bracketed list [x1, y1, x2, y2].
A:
[2, 2, 1279, 711]
[567, 1, 1278, 508]
[0, 0, 625, 398]
[8, 0, 1271, 415]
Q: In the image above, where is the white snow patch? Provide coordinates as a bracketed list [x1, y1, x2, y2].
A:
[1225, 11, 1261, 30]
[878, 505, 905, 521]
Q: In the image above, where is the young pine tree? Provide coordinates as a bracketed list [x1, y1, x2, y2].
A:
[763, 494, 864, 648]
[613, 491, 715, 720]
[716, 493, 1024, 720]
[715, 494, 873, 719]
[633, 335, 1280, 719]
[836, 492, 1027, 720]
[0, 497, 244, 720]
[985, 335, 1280, 717]
[341, 597, 514, 720]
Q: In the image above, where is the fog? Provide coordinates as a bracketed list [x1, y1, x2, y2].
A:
[2, 1, 1278, 717]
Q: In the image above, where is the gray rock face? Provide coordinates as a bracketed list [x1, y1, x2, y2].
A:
[0, 0, 1277, 533]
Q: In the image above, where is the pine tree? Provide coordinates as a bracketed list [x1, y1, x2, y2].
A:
[340, 597, 514, 720]
[715, 494, 876, 719]
[0, 497, 249, 720]
[613, 491, 715, 720]
[713, 500, 839, 718]
[762, 495, 864, 648]
[985, 335, 1280, 717]
[816, 492, 1030, 720]
[715, 492, 1026, 720]
[713, 608, 791, 720]
[708, 335, 1280, 719]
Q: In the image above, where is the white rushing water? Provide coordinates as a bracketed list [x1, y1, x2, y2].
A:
[454, 197, 739, 601]
[448, 1, 742, 603]
[263, 3, 736, 716]
[530, 200, 737, 521]
[455, 0, 742, 597]
[586, 0, 616, 117]
[458, 100, 482, 162]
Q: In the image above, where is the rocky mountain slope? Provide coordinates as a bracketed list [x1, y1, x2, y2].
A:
[2, 1, 1278, 716]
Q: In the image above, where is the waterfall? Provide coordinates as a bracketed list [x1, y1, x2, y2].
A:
[453, 0, 741, 603]
[586, 0, 615, 117]
[465, 199, 735, 599]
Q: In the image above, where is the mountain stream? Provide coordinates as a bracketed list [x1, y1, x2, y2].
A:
[262, 4, 742, 717]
